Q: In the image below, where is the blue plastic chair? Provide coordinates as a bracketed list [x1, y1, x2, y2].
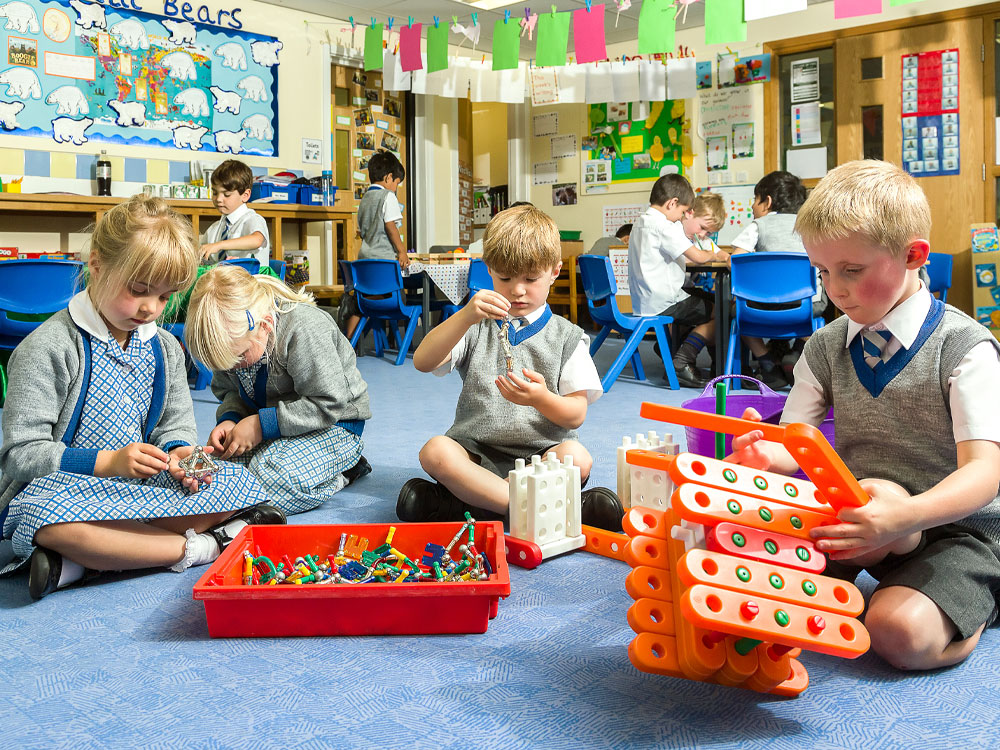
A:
[577, 254, 679, 392]
[348, 259, 423, 366]
[221, 257, 261, 275]
[725, 252, 825, 391]
[161, 321, 213, 390]
[269, 259, 287, 280]
[0, 259, 84, 403]
[440, 258, 493, 321]
[927, 252, 953, 303]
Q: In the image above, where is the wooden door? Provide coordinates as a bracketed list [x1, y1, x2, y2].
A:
[835, 19, 983, 313]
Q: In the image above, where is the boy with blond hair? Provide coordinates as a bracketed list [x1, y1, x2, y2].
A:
[629, 175, 729, 388]
[729, 160, 1000, 671]
[397, 205, 623, 530]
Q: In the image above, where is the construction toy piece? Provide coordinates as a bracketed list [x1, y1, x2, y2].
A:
[581, 524, 629, 561]
[506, 452, 586, 567]
[617, 431, 679, 509]
[638, 403, 869, 511]
[177, 445, 219, 481]
[706, 522, 826, 574]
[504, 535, 543, 569]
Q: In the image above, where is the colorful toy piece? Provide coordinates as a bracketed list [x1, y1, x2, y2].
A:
[617, 431, 679, 509]
[177, 445, 219, 482]
[623, 403, 871, 696]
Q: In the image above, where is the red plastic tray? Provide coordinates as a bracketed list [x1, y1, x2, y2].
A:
[193, 522, 510, 638]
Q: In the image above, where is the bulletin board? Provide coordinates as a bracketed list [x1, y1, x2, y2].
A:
[696, 183, 755, 247]
[971, 224, 1000, 338]
[0, 0, 280, 155]
[583, 100, 685, 185]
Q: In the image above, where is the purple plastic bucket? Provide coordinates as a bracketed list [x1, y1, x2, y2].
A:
[680, 375, 835, 460]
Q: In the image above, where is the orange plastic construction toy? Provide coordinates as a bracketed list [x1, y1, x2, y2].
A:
[623, 403, 871, 697]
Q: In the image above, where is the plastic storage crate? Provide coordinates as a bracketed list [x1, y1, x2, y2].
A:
[250, 182, 298, 204]
[193, 521, 510, 637]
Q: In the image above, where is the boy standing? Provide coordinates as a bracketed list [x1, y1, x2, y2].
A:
[729, 160, 1000, 671]
[628, 174, 729, 387]
[357, 149, 409, 269]
[200, 159, 270, 267]
[397, 205, 623, 530]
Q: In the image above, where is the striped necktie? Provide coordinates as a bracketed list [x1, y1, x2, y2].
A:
[861, 329, 893, 368]
[220, 219, 231, 240]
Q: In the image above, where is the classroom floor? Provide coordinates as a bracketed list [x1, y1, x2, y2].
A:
[1, 338, 997, 749]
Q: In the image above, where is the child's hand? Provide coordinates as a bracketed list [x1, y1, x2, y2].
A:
[209, 421, 236, 454]
[463, 290, 510, 324]
[810, 478, 921, 562]
[496, 368, 548, 407]
[111, 443, 170, 479]
[168, 445, 215, 493]
[200, 242, 220, 260]
[221, 415, 263, 459]
[397, 251, 411, 270]
[724, 408, 772, 470]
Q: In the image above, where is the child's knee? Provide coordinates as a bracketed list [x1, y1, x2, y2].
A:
[418, 436, 462, 476]
[866, 597, 951, 669]
[554, 441, 592, 479]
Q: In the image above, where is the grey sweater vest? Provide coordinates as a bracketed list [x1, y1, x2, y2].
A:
[357, 188, 396, 260]
[805, 304, 1000, 542]
[755, 213, 806, 253]
[446, 312, 584, 455]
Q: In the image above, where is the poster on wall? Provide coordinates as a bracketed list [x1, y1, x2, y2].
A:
[581, 100, 685, 190]
[696, 184, 754, 247]
[901, 49, 959, 178]
[0, 0, 280, 155]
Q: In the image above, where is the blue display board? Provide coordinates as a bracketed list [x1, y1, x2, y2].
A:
[0, 0, 280, 155]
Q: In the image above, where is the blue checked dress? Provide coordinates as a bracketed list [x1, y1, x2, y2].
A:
[223, 355, 363, 515]
[1, 332, 267, 573]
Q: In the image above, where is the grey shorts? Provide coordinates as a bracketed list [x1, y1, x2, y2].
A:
[661, 295, 713, 327]
[450, 437, 589, 488]
[824, 523, 1000, 640]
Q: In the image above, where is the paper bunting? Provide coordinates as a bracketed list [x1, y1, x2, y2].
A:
[704, 0, 746, 45]
[520, 11, 538, 39]
[638, 0, 675, 55]
[427, 21, 449, 73]
[399, 22, 423, 72]
[573, 3, 607, 65]
[492, 16, 520, 71]
[744, 0, 807, 21]
[834, 0, 883, 18]
[364, 23, 384, 70]
[536, 9, 571, 67]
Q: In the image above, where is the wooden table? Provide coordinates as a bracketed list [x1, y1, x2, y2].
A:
[0, 193, 354, 272]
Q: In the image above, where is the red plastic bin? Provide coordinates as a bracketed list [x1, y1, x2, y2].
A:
[192, 522, 510, 638]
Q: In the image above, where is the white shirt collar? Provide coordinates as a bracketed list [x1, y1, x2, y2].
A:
[844, 283, 931, 350]
[515, 305, 548, 326]
[225, 202, 249, 224]
[68, 290, 158, 343]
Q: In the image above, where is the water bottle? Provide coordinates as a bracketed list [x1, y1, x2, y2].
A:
[321, 170, 334, 207]
[96, 150, 112, 196]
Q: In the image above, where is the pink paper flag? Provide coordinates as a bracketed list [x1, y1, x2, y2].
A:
[573, 4, 607, 65]
[834, 0, 883, 19]
[399, 23, 424, 72]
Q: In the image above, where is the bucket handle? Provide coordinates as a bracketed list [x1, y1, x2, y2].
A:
[698, 374, 781, 398]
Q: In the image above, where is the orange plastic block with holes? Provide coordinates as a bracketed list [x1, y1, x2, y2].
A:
[621, 404, 871, 696]
[580, 524, 628, 561]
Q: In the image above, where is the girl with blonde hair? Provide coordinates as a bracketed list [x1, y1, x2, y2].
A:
[186, 264, 372, 513]
[0, 196, 282, 600]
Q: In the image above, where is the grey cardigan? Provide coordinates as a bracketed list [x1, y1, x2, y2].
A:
[211, 303, 371, 439]
[0, 310, 197, 514]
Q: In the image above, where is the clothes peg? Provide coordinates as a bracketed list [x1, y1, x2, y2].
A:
[471, 12, 478, 25]
[349, 15, 355, 29]
[585, 0, 592, 11]
[387, 17, 394, 30]
[504, 9, 510, 23]
[408, 16, 413, 28]
[370, 17, 375, 29]
[433, 15, 439, 28]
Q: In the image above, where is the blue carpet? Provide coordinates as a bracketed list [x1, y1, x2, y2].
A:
[1, 339, 997, 749]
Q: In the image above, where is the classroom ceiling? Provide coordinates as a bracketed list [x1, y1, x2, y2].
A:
[274, 0, 832, 60]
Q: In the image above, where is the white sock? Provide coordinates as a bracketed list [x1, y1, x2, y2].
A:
[57, 558, 85, 588]
[168, 529, 222, 573]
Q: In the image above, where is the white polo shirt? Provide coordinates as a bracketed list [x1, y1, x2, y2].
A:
[204, 202, 270, 267]
[627, 206, 692, 316]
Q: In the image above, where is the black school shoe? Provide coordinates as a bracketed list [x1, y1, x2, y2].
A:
[343, 455, 372, 486]
[581, 487, 625, 533]
[28, 546, 63, 601]
[396, 478, 505, 523]
[207, 503, 286, 551]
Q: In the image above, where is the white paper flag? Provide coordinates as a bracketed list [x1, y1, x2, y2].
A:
[744, 0, 807, 22]
[611, 60, 641, 103]
[470, 60, 499, 102]
[558, 65, 587, 103]
[585, 62, 614, 104]
[410, 66, 427, 95]
[638, 60, 666, 102]
[666, 58, 697, 100]
[497, 62, 527, 103]
[382, 49, 412, 92]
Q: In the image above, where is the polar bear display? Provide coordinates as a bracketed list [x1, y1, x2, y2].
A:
[237, 75, 267, 102]
[0, 67, 40, 99]
[214, 129, 245, 154]
[110, 19, 148, 51]
[0, 1, 39, 33]
[174, 87, 208, 118]
[52, 116, 93, 145]
[172, 124, 207, 149]
[214, 42, 247, 71]
[209, 86, 241, 115]
[250, 40, 282, 67]
[241, 114, 272, 141]
[107, 99, 145, 127]
[161, 50, 196, 81]
[46, 85, 89, 116]
[161, 19, 196, 46]
[0, 100, 24, 129]
[68, 0, 105, 30]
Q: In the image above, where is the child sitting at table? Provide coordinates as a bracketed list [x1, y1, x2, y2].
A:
[397, 204, 624, 531]
[200, 159, 270, 267]
[629, 175, 729, 388]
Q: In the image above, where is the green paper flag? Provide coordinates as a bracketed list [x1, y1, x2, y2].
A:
[492, 18, 521, 71]
[705, 0, 746, 46]
[638, 0, 675, 55]
[427, 22, 450, 73]
[536, 10, 571, 67]
[364, 24, 384, 70]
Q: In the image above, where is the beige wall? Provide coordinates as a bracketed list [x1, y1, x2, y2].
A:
[471, 102, 509, 186]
